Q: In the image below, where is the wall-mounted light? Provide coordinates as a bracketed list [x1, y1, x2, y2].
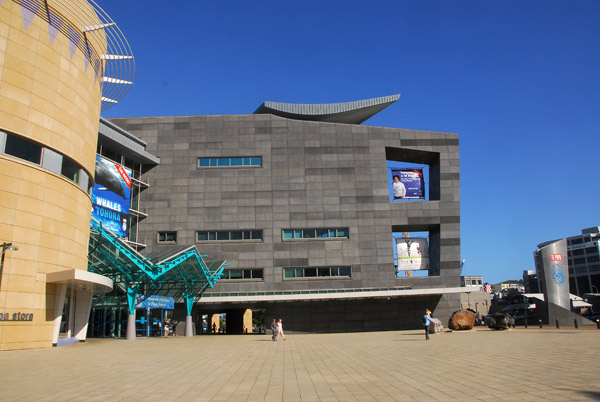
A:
[0, 242, 19, 291]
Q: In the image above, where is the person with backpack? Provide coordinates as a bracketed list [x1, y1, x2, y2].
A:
[423, 309, 433, 340]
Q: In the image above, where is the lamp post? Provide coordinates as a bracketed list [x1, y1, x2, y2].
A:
[0, 242, 19, 291]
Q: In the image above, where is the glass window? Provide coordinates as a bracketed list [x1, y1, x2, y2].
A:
[198, 230, 261, 241]
[217, 158, 229, 166]
[231, 157, 242, 166]
[305, 268, 317, 277]
[61, 156, 79, 183]
[158, 232, 176, 243]
[5, 135, 42, 164]
[243, 269, 252, 279]
[243, 157, 251, 165]
[303, 230, 315, 239]
[199, 159, 210, 167]
[318, 267, 330, 276]
[284, 266, 351, 279]
[251, 157, 262, 166]
[317, 229, 328, 238]
[252, 269, 263, 279]
[284, 228, 349, 240]
[339, 267, 351, 276]
[337, 228, 349, 238]
[229, 270, 242, 279]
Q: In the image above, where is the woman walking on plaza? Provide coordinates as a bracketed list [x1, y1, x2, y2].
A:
[277, 318, 286, 341]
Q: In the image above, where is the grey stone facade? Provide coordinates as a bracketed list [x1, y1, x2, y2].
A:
[110, 114, 461, 332]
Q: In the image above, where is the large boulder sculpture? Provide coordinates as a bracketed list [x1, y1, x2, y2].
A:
[448, 310, 475, 330]
[485, 312, 515, 330]
[430, 318, 444, 333]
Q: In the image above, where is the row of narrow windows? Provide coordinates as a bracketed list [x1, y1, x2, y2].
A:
[157, 228, 350, 243]
[220, 267, 352, 280]
[198, 156, 262, 168]
[0, 131, 93, 193]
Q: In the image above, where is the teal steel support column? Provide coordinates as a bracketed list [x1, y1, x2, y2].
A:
[126, 285, 139, 340]
[184, 293, 195, 337]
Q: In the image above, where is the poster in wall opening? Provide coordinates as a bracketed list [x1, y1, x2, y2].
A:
[91, 155, 131, 237]
[391, 168, 425, 199]
[396, 237, 429, 271]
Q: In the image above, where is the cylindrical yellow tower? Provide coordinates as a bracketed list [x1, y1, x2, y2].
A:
[0, 0, 131, 350]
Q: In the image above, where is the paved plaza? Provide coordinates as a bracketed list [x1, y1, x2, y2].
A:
[0, 328, 598, 401]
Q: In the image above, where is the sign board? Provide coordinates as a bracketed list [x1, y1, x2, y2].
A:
[391, 169, 425, 199]
[396, 237, 429, 271]
[135, 295, 175, 310]
[91, 156, 131, 237]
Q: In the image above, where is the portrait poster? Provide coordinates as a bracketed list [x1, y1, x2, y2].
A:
[396, 237, 429, 271]
[391, 169, 425, 199]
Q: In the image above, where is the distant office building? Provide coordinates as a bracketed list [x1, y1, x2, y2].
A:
[491, 282, 522, 293]
[459, 276, 490, 315]
[110, 95, 465, 333]
[532, 226, 600, 297]
[522, 269, 540, 293]
[461, 276, 483, 287]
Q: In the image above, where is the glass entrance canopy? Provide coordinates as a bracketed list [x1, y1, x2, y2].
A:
[88, 219, 226, 303]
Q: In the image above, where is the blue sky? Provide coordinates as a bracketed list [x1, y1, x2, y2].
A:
[99, 0, 600, 284]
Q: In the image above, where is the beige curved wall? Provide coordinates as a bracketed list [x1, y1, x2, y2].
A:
[0, 0, 106, 350]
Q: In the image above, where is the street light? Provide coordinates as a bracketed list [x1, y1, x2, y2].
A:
[0, 242, 19, 291]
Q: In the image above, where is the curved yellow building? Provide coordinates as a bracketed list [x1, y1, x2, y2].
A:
[0, 0, 132, 350]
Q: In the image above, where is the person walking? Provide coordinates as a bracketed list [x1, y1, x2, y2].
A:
[423, 309, 433, 340]
[163, 316, 171, 338]
[270, 319, 278, 341]
[277, 318, 286, 341]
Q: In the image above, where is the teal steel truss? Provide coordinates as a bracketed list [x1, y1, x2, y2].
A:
[88, 219, 227, 313]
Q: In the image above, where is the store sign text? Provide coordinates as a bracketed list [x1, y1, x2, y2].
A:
[0, 312, 34, 321]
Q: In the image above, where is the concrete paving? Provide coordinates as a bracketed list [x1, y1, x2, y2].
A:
[0, 328, 599, 401]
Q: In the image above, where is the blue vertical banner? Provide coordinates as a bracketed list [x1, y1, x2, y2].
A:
[391, 169, 425, 199]
[91, 156, 131, 237]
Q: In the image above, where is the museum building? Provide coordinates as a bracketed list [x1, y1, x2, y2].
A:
[1, 0, 467, 349]
[109, 95, 465, 333]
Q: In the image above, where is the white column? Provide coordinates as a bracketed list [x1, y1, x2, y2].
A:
[185, 315, 193, 337]
[126, 314, 136, 340]
[73, 290, 93, 341]
[51, 284, 67, 346]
